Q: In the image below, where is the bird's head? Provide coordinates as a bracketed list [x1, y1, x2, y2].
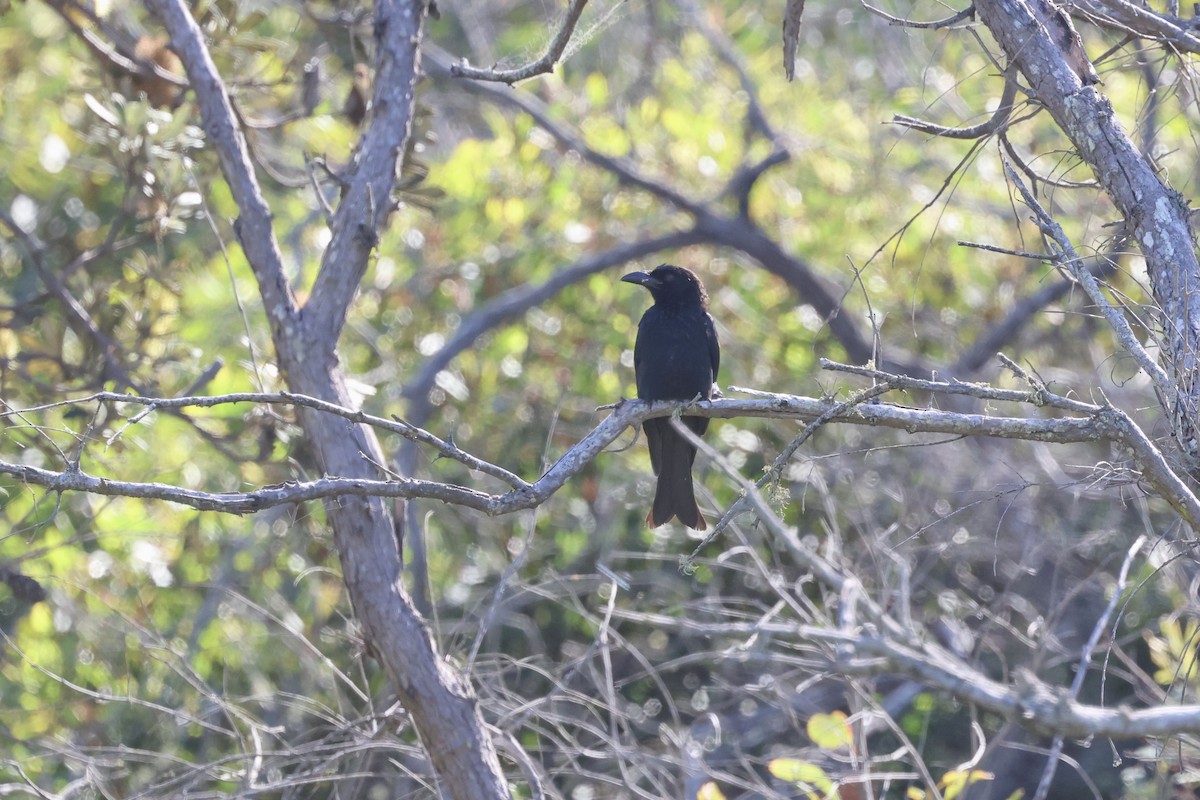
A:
[620, 264, 708, 309]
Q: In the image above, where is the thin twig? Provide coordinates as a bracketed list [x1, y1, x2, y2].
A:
[956, 240, 1056, 259]
[891, 66, 1019, 139]
[1032, 535, 1146, 800]
[861, 2, 975, 29]
[818, 358, 1098, 413]
[1002, 160, 1173, 400]
[450, 0, 589, 84]
[685, 379, 900, 560]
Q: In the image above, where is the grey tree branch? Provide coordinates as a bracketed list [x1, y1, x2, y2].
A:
[975, 0, 1200, 459]
[816, 360, 1200, 525]
[1074, 0, 1200, 52]
[861, 3, 976, 29]
[9, 388, 527, 489]
[7, 373, 1197, 524]
[145, 0, 297, 338]
[450, 0, 588, 84]
[305, 1, 432, 344]
[843, 632, 1200, 739]
[949, 252, 1120, 376]
[633, 408, 1200, 747]
[428, 45, 703, 215]
[1002, 159, 1173, 399]
[626, 602, 1200, 740]
[6, 367, 1200, 750]
[891, 67, 1019, 140]
[686, 378, 902, 559]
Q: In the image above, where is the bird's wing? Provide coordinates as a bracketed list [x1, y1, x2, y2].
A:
[704, 312, 720, 392]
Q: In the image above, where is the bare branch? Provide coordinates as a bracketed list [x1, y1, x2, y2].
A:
[782, 0, 807, 81]
[143, 4, 511, 797]
[1033, 535, 1147, 800]
[687, 378, 901, 559]
[305, 2, 433, 343]
[3, 389, 527, 489]
[950, 251, 1120, 376]
[843, 632, 1200, 739]
[2, 389, 1169, 519]
[891, 66, 1019, 140]
[1074, 0, 1200, 53]
[146, 0, 297, 335]
[47, 0, 189, 91]
[819, 358, 1200, 525]
[651, 403, 1200, 750]
[1001, 159, 1173, 401]
[627, 608, 1200, 741]
[1001, 133, 1098, 189]
[450, 0, 588, 84]
[819, 359, 1097, 413]
[862, 2, 976, 29]
[428, 45, 704, 216]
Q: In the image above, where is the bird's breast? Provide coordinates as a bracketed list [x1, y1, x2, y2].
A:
[634, 308, 715, 401]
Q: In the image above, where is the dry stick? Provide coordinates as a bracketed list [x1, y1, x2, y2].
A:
[1001, 159, 1174, 403]
[13, 372, 1199, 534]
[1001, 132, 1098, 189]
[0, 392, 1130, 517]
[1032, 535, 1147, 800]
[821, 358, 1099, 413]
[493, 729, 547, 800]
[998, 163, 1200, 523]
[450, 0, 589, 84]
[685, 379, 900, 562]
[829, 356, 1200, 528]
[892, 66, 1019, 139]
[660, 393, 1200, 744]
[1078, 0, 1200, 49]
[861, 2, 975, 29]
[466, 393, 566, 673]
[667, 406, 905, 641]
[951, 251, 1121, 375]
[622, 603, 1200, 738]
[2, 388, 526, 490]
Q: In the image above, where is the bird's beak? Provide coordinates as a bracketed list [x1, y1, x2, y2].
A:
[621, 271, 662, 289]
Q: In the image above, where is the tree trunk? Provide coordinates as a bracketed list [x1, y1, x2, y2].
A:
[146, 0, 512, 796]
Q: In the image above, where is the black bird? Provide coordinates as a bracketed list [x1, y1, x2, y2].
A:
[621, 265, 720, 530]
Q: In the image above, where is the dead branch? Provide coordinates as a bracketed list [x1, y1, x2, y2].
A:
[7, 371, 1197, 524]
[450, 0, 588, 84]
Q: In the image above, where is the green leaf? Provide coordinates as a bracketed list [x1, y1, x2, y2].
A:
[768, 758, 834, 794]
[807, 710, 853, 750]
[939, 769, 994, 800]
